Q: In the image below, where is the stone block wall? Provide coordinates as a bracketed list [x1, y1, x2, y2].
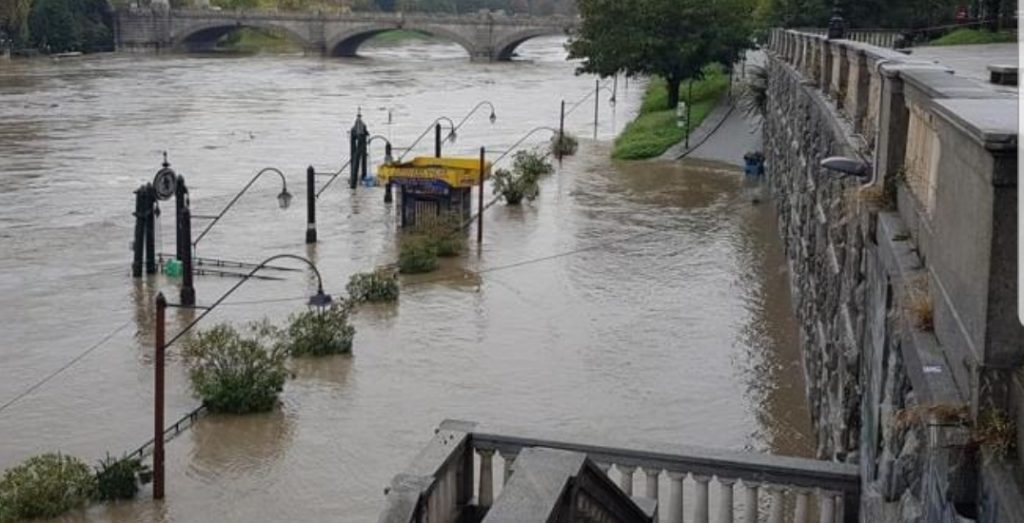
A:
[765, 29, 1020, 522]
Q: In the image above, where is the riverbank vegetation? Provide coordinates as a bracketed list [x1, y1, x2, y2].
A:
[930, 28, 1017, 46]
[612, 67, 729, 160]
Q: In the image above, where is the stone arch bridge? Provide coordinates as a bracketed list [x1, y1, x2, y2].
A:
[114, 8, 576, 61]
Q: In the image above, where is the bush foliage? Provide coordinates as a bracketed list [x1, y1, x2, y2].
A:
[183, 322, 288, 414]
[493, 150, 553, 205]
[930, 28, 1016, 46]
[347, 269, 400, 303]
[0, 453, 95, 522]
[550, 132, 579, 157]
[398, 234, 440, 274]
[94, 455, 150, 501]
[612, 66, 728, 160]
[282, 303, 356, 357]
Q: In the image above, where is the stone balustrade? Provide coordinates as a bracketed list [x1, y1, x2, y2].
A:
[379, 420, 859, 523]
[764, 27, 1020, 521]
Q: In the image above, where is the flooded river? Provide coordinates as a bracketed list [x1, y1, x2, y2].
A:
[0, 37, 811, 521]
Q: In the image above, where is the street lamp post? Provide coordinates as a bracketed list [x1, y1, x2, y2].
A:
[827, 1, 846, 40]
[151, 253, 330, 500]
[191, 167, 292, 249]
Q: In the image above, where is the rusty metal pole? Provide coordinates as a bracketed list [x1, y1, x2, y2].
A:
[478, 147, 485, 245]
[305, 166, 317, 244]
[153, 292, 166, 500]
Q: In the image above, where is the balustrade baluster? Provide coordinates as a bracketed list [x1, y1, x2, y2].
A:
[818, 490, 836, 523]
[478, 449, 494, 508]
[693, 475, 710, 523]
[618, 465, 636, 496]
[717, 478, 735, 523]
[645, 468, 659, 500]
[767, 485, 785, 523]
[500, 451, 516, 485]
[794, 489, 810, 523]
[742, 481, 758, 523]
[667, 472, 685, 523]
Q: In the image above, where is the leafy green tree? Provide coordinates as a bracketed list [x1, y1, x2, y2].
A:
[569, 0, 754, 110]
[0, 0, 32, 48]
[27, 0, 112, 53]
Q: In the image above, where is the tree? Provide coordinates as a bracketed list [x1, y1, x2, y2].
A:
[0, 0, 32, 48]
[27, 0, 112, 53]
[568, 0, 754, 110]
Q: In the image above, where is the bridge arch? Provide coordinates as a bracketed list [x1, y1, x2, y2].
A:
[173, 21, 311, 53]
[325, 23, 479, 58]
[492, 28, 570, 61]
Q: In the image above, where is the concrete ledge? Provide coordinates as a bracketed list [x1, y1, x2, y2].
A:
[876, 212, 964, 405]
[930, 98, 1019, 150]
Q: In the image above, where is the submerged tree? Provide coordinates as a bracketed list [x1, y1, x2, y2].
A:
[568, 0, 754, 109]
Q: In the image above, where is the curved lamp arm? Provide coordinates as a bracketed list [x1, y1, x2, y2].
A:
[193, 167, 290, 247]
[565, 80, 617, 117]
[396, 116, 457, 162]
[368, 135, 395, 164]
[454, 101, 497, 133]
[165, 254, 328, 349]
[491, 126, 559, 166]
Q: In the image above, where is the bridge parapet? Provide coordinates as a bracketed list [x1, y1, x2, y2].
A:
[765, 28, 1020, 522]
[113, 7, 575, 60]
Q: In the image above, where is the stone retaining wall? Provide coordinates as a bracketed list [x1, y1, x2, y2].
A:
[765, 29, 1020, 522]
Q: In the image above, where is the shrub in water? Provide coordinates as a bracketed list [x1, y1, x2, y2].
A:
[183, 322, 288, 414]
[492, 150, 552, 205]
[283, 303, 356, 357]
[513, 149, 554, 178]
[0, 453, 95, 522]
[415, 213, 467, 257]
[550, 132, 579, 156]
[398, 235, 439, 274]
[347, 269, 400, 303]
[95, 455, 150, 501]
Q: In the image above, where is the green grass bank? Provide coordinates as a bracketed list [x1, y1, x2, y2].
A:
[612, 65, 729, 160]
[930, 28, 1016, 46]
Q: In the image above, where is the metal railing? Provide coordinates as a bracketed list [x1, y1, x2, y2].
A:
[380, 420, 860, 523]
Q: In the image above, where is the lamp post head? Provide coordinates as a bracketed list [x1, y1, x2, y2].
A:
[820, 156, 871, 182]
[447, 130, 457, 144]
[489, 110, 497, 124]
[308, 288, 333, 312]
[277, 188, 293, 209]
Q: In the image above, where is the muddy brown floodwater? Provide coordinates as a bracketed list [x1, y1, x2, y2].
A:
[0, 37, 812, 521]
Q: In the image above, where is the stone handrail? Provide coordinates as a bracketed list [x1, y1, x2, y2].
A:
[380, 419, 859, 523]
